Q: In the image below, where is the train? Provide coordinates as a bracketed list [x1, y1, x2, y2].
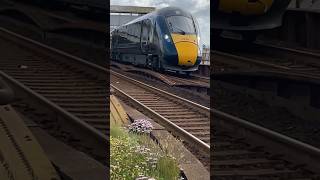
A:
[213, 0, 292, 41]
[110, 7, 202, 74]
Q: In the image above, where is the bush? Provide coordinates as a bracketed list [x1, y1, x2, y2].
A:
[110, 123, 180, 180]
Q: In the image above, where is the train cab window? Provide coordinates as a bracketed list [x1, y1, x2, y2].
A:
[166, 16, 196, 34]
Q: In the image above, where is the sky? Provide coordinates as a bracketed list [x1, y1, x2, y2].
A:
[110, 0, 210, 48]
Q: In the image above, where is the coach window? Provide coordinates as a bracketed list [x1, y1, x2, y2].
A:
[127, 25, 130, 42]
[122, 27, 128, 44]
[152, 22, 159, 52]
[134, 23, 141, 43]
[125, 26, 129, 43]
[137, 22, 141, 40]
[148, 20, 153, 43]
[118, 28, 122, 44]
[141, 20, 149, 43]
[126, 26, 130, 43]
[120, 27, 124, 44]
[128, 25, 133, 43]
[113, 30, 118, 46]
[131, 24, 135, 43]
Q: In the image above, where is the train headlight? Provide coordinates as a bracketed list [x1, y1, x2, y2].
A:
[164, 34, 170, 42]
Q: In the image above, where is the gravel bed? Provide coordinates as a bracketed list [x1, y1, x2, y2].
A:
[112, 68, 210, 108]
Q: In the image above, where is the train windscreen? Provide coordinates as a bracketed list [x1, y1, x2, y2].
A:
[166, 16, 196, 34]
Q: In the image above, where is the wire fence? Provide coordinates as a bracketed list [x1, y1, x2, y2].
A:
[201, 48, 210, 65]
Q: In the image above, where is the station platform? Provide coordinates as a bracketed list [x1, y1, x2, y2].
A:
[0, 105, 107, 180]
[0, 105, 60, 180]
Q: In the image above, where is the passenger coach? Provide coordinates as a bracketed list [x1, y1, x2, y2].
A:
[111, 7, 202, 74]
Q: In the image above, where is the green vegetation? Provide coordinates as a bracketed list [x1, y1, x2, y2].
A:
[110, 124, 180, 180]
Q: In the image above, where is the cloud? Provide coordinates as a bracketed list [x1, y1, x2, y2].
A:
[111, 0, 210, 47]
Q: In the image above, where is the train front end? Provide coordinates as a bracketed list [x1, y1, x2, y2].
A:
[212, 0, 291, 31]
[161, 8, 202, 73]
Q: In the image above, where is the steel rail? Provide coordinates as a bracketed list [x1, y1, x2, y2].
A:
[255, 41, 320, 64]
[113, 67, 320, 172]
[0, 27, 107, 77]
[111, 84, 210, 154]
[0, 70, 108, 150]
[213, 108, 320, 173]
[110, 61, 209, 89]
[213, 50, 291, 70]
[111, 70, 210, 116]
[0, 27, 108, 138]
[3, 23, 320, 174]
[212, 50, 320, 80]
[0, 27, 108, 158]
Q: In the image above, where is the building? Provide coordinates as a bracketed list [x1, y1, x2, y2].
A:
[201, 47, 210, 66]
[110, 5, 156, 32]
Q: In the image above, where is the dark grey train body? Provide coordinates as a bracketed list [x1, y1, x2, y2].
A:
[111, 7, 202, 73]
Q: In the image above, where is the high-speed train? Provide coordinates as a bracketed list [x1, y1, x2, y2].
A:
[213, 0, 292, 41]
[111, 7, 202, 74]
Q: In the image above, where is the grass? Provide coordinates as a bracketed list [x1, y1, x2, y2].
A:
[110, 120, 127, 138]
[110, 123, 180, 180]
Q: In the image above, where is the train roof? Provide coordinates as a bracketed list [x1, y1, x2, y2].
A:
[153, 7, 193, 18]
[116, 7, 193, 29]
[111, 5, 155, 14]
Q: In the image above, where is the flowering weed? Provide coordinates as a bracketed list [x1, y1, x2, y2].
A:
[110, 123, 180, 179]
[128, 119, 153, 134]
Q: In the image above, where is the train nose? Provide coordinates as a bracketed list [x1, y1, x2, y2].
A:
[175, 42, 198, 66]
[171, 34, 198, 67]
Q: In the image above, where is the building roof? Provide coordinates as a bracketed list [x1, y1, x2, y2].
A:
[111, 5, 155, 14]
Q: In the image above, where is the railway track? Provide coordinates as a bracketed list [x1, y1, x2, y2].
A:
[213, 39, 320, 79]
[2, 25, 320, 178]
[0, 27, 108, 162]
[191, 74, 210, 84]
[110, 69, 320, 179]
[111, 70, 210, 154]
[213, 109, 320, 179]
[212, 39, 320, 178]
[111, 61, 209, 93]
[110, 67, 320, 177]
[213, 50, 320, 78]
